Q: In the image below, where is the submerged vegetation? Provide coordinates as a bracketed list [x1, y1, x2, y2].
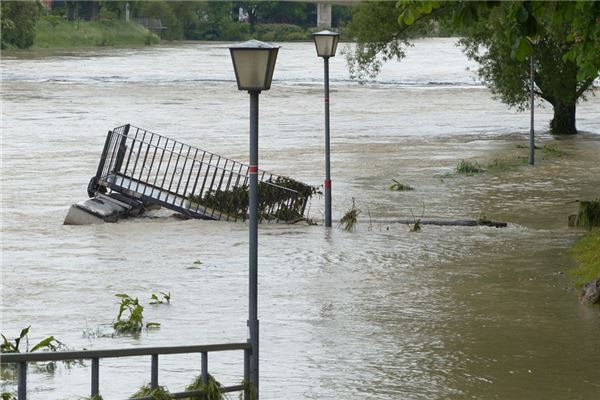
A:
[150, 292, 171, 305]
[187, 177, 317, 222]
[130, 384, 172, 400]
[577, 199, 600, 231]
[340, 198, 361, 231]
[1, 326, 63, 354]
[455, 160, 484, 175]
[113, 294, 160, 334]
[389, 179, 414, 191]
[185, 374, 225, 400]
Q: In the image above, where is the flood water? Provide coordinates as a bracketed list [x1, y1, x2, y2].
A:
[1, 39, 600, 399]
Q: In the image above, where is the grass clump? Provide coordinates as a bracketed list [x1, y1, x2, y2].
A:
[541, 144, 563, 157]
[569, 230, 600, 288]
[1, 393, 16, 400]
[130, 385, 172, 400]
[113, 294, 160, 334]
[455, 160, 484, 175]
[184, 374, 225, 400]
[485, 157, 528, 173]
[515, 143, 541, 150]
[340, 198, 361, 231]
[389, 179, 414, 191]
[576, 199, 600, 231]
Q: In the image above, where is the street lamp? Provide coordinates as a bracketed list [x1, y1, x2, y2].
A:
[229, 39, 279, 399]
[529, 52, 536, 165]
[527, 36, 539, 166]
[313, 30, 339, 227]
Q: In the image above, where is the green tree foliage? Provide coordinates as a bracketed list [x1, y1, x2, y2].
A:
[0, 0, 41, 49]
[347, 1, 600, 135]
[137, 0, 183, 40]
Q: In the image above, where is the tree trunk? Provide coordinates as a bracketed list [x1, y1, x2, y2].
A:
[550, 100, 577, 135]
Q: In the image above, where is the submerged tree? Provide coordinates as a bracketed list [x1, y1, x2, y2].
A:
[347, 1, 600, 135]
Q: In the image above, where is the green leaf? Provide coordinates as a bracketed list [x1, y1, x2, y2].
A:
[19, 326, 31, 340]
[402, 8, 415, 25]
[30, 336, 56, 353]
[513, 37, 532, 61]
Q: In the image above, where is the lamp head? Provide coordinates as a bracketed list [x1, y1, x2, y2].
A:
[229, 40, 280, 92]
[312, 30, 340, 58]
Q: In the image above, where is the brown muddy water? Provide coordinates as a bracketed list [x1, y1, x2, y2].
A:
[1, 39, 599, 399]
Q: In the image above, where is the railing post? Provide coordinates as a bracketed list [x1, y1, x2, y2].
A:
[113, 124, 130, 173]
[95, 131, 113, 182]
[91, 357, 99, 396]
[18, 361, 27, 400]
[201, 351, 208, 384]
[151, 354, 159, 389]
[244, 347, 250, 400]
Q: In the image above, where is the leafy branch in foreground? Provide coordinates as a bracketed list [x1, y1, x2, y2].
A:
[1, 326, 63, 354]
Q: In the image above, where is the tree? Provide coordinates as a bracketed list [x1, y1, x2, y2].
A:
[347, 1, 600, 135]
[0, 0, 41, 49]
[137, 0, 183, 40]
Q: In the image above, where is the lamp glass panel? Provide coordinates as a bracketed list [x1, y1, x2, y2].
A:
[264, 49, 279, 89]
[231, 49, 271, 90]
[314, 34, 339, 57]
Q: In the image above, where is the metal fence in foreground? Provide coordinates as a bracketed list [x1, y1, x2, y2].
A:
[1, 342, 252, 399]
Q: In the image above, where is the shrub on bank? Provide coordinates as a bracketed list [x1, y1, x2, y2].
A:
[255, 23, 309, 42]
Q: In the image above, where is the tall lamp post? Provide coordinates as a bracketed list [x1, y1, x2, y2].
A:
[527, 36, 539, 166]
[229, 39, 279, 399]
[529, 52, 536, 165]
[313, 30, 339, 227]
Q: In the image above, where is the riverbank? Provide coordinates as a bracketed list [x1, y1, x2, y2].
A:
[33, 18, 159, 49]
[569, 229, 600, 288]
[30, 17, 345, 50]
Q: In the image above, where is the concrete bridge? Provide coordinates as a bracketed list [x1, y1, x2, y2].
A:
[303, 0, 362, 28]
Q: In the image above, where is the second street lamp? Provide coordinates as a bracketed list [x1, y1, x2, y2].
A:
[229, 39, 279, 399]
[313, 30, 339, 228]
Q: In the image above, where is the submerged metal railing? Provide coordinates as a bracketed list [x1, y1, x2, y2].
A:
[89, 124, 313, 222]
[0, 342, 251, 399]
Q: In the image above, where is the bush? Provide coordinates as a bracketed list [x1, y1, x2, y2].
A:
[255, 23, 309, 41]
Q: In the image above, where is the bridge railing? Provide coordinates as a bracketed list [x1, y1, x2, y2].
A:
[1, 342, 252, 400]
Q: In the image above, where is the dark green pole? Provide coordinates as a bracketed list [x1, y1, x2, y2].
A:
[323, 56, 332, 227]
[248, 90, 260, 398]
[529, 54, 535, 165]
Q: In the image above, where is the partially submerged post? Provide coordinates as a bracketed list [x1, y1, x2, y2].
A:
[313, 30, 340, 228]
[230, 39, 280, 399]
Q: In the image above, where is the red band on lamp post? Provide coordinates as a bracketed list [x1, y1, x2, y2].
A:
[325, 179, 332, 189]
[249, 165, 258, 173]
[324, 98, 329, 104]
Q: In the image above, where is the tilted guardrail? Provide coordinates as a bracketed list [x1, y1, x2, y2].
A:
[88, 124, 315, 223]
[1, 342, 252, 399]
